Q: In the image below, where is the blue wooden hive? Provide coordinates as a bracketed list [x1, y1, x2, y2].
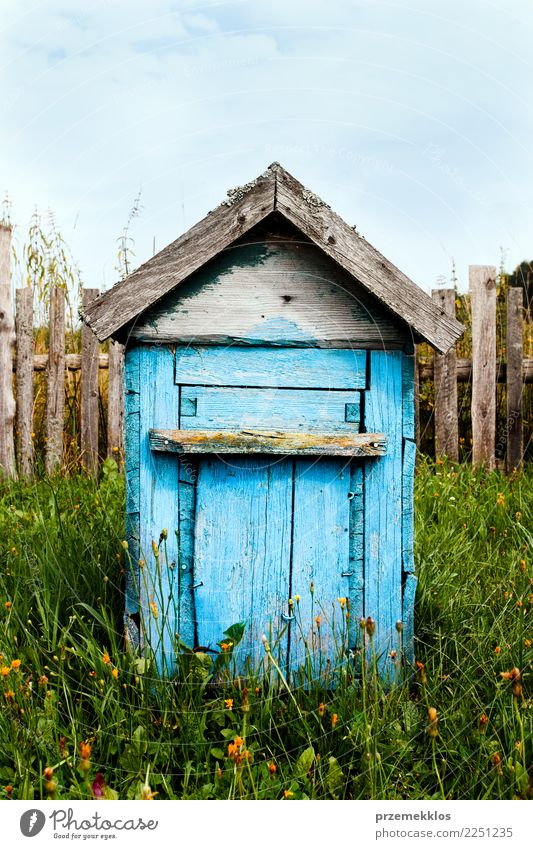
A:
[82, 164, 463, 678]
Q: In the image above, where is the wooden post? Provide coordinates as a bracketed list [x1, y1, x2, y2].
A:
[432, 289, 458, 461]
[107, 339, 124, 461]
[81, 288, 100, 475]
[45, 287, 66, 474]
[506, 287, 523, 471]
[15, 288, 34, 476]
[0, 225, 15, 478]
[470, 265, 497, 469]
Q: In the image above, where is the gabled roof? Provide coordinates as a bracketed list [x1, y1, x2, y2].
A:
[81, 163, 464, 353]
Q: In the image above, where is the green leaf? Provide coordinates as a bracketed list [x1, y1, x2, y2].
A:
[210, 748, 225, 760]
[326, 757, 344, 799]
[223, 622, 246, 645]
[295, 745, 315, 778]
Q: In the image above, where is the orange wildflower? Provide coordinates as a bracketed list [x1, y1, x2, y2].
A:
[111, 668, 119, 679]
[494, 646, 501, 655]
[79, 741, 92, 760]
[427, 707, 439, 738]
[331, 713, 339, 727]
[4, 602, 12, 610]
[102, 652, 111, 666]
[500, 667, 523, 699]
[318, 703, 326, 717]
[224, 698, 233, 710]
[10, 659, 20, 670]
[1, 667, 10, 677]
[268, 762, 277, 775]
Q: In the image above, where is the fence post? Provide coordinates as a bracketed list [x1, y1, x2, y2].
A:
[432, 289, 458, 461]
[0, 224, 15, 478]
[506, 287, 524, 472]
[15, 288, 34, 477]
[470, 265, 497, 469]
[45, 287, 66, 474]
[81, 288, 100, 475]
[107, 340, 124, 461]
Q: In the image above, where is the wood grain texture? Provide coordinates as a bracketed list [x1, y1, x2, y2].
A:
[348, 463, 364, 649]
[107, 340, 124, 460]
[0, 225, 15, 478]
[45, 287, 65, 474]
[506, 288, 523, 472]
[149, 428, 387, 457]
[82, 171, 276, 340]
[364, 351, 403, 676]
[432, 289, 458, 461]
[274, 166, 464, 354]
[81, 163, 464, 353]
[289, 458, 352, 682]
[402, 573, 417, 666]
[402, 349, 415, 442]
[180, 386, 360, 433]
[15, 288, 34, 477]
[132, 242, 409, 349]
[139, 346, 182, 674]
[175, 346, 367, 388]
[193, 456, 292, 670]
[401, 439, 416, 575]
[470, 266, 497, 468]
[81, 289, 100, 475]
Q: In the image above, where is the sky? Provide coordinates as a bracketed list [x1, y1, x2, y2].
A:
[1, 0, 533, 294]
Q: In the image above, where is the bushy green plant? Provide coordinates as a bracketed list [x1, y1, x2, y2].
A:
[0, 459, 531, 800]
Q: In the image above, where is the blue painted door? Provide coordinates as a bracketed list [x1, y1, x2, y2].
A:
[174, 346, 366, 679]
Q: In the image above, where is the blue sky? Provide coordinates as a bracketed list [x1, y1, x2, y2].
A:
[2, 0, 532, 293]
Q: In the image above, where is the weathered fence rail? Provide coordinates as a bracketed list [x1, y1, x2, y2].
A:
[0, 222, 530, 477]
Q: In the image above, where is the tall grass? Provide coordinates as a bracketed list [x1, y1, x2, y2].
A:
[0, 458, 531, 800]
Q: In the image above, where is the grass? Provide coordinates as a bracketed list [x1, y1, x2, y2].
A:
[0, 457, 531, 800]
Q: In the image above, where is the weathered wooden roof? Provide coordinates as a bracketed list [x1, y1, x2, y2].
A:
[81, 163, 464, 353]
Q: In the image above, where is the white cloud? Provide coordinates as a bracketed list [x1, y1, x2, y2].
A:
[1, 0, 533, 292]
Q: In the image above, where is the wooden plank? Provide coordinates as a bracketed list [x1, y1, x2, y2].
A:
[348, 463, 364, 649]
[419, 357, 533, 383]
[139, 346, 182, 674]
[274, 166, 464, 354]
[149, 428, 387, 457]
[193, 455, 292, 670]
[176, 459, 196, 650]
[0, 224, 15, 478]
[81, 288, 100, 475]
[82, 164, 465, 353]
[107, 340, 124, 460]
[470, 266, 497, 468]
[364, 351, 403, 676]
[44, 287, 65, 475]
[134, 242, 409, 348]
[402, 349, 416, 441]
[82, 172, 276, 341]
[402, 573, 417, 666]
[402, 439, 417, 574]
[289, 458, 352, 682]
[15, 288, 34, 477]
[180, 386, 360, 433]
[506, 287, 523, 472]
[175, 346, 367, 388]
[432, 289, 458, 460]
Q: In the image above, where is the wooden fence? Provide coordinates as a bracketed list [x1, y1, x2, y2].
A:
[0, 223, 530, 476]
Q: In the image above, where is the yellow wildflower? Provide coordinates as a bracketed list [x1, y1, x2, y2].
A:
[318, 703, 325, 717]
[331, 713, 338, 727]
[497, 492, 505, 507]
[111, 668, 119, 679]
[283, 790, 294, 799]
[224, 698, 234, 710]
[102, 652, 111, 665]
[10, 659, 21, 671]
[1, 667, 10, 677]
[426, 707, 439, 738]
[337, 597, 347, 609]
